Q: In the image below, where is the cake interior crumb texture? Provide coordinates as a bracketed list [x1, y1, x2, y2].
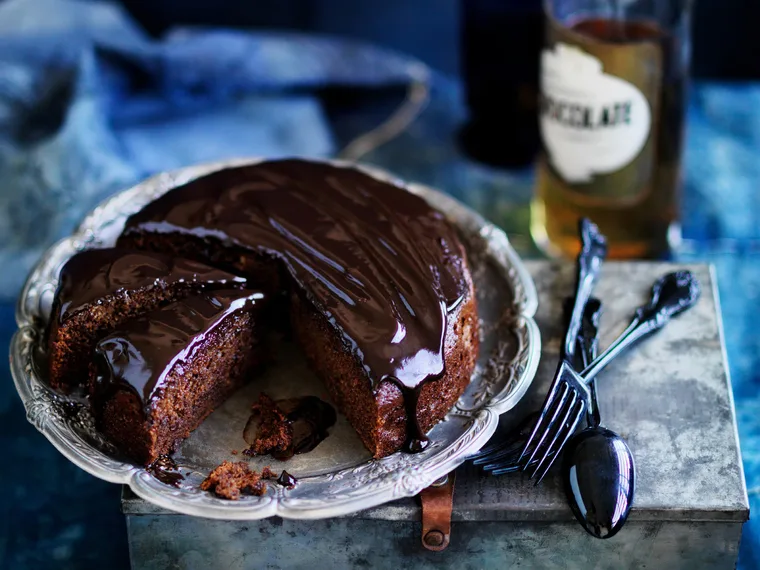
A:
[244, 393, 293, 457]
[200, 461, 268, 500]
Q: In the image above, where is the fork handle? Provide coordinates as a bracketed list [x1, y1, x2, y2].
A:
[563, 219, 607, 360]
[581, 271, 701, 384]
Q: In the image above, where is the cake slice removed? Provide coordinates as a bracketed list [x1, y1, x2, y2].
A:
[90, 290, 265, 465]
[47, 248, 247, 391]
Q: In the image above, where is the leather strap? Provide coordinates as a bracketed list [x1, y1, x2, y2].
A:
[419, 472, 455, 551]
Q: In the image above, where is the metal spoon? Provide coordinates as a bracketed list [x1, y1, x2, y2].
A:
[561, 297, 636, 540]
[557, 272, 701, 536]
[562, 425, 635, 539]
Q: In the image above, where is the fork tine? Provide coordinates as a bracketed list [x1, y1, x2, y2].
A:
[483, 415, 568, 474]
[479, 428, 547, 470]
[471, 411, 540, 461]
[473, 438, 526, 466]
[522, 383, 572, 468]
[528, 389, 579, 478]
[470, 442, 503, 461]
[516, 380, 563, 464]
[482, 437, 544, 471]
[470, 431, 511, 460]
[490, 452, 552, 475]
[480, 444, 527, 470]
[534, 401, 587, 485]
[474, 411, 552, 466]
[490, 463, 524, 475]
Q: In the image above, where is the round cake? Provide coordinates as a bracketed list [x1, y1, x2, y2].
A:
[48, 159, 479, 463]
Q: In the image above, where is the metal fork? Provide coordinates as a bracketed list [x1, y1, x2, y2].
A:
[512, 218, 606, 479]
[471, 297, 601, 474]
[519, 270, 701, 484]
[471, 218, 607, 471]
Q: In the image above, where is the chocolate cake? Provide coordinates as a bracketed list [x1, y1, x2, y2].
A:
[244, 394, 337, 460]
[47, 248, 246, 391]
[115, 159, 479, 457]
[90, 290, 265, 465]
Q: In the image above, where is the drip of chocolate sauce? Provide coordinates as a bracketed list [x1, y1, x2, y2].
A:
[148, 455, 184, 487]
[119, 160, 470, 453]
[388, 381, 430, 453]
[276, 470, 298, 489]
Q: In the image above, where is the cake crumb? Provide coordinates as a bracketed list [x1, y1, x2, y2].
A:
[261, 466, 275, 479]
[200, 461, 267, 500]
[243, 393, 293, 457]
[231, 450, 238, 455]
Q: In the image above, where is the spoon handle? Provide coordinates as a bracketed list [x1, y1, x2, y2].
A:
[579, 300, 602, 428]
[581, 271, 701, 384]
[563, 297, 603, 426]
[562, 219, 607, 361]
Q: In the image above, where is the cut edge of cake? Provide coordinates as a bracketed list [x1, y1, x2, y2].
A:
[90, 289, 265, 465]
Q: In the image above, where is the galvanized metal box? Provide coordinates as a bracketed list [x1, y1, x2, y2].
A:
[123, 262, 749, 569]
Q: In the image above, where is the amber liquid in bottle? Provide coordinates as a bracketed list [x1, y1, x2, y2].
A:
[531, 18, 687, 259]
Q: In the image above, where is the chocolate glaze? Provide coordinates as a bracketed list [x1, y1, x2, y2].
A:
[392, 384, 430, 453]
[148, 455, 184, 487]
[93, 289, 264, 408]
[243, 395, 337, 460]
[272, 396, 337, 460]
[55, 248, 246, 323]
[120, 160, 469, 453]
[276, 470, 298, 489]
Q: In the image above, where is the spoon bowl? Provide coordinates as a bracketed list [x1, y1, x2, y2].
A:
[562, 426, 636, 539]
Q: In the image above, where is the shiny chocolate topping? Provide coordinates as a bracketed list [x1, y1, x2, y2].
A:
[276, 470, 298, 489]
[55, 248, 246, 323]
[120, 159, 470, 452]
[93, 289, 264, 408]
[121, 160, 467, 386]
[148, 455, 184, 487]
[275, 396, 338, 459]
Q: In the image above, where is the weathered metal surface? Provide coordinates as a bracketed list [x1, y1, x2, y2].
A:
[126, 517, 743, 570]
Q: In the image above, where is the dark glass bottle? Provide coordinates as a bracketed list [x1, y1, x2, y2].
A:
[459, 0, 544, 168]
[531, 0, 690, 260]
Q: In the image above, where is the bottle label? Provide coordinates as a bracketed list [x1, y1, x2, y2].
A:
[538, 28, 662, 206]
[540, 43, 651, 184]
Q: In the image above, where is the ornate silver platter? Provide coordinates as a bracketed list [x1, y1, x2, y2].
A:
[10, 158, 540, 520]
